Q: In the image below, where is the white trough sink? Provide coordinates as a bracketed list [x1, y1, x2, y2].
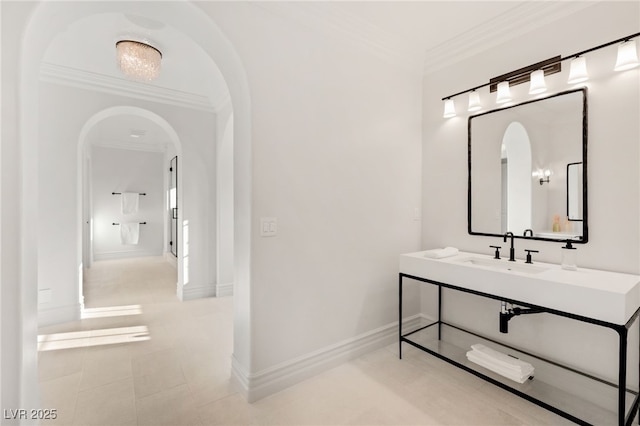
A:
[400, 251, 640, 325]
[454, 256, 549, 275]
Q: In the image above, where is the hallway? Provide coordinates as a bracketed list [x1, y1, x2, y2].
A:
[36, 259, 573, 425]
[37, 257, 234, 425]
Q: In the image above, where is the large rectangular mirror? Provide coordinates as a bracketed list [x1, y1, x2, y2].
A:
[468, 88, 588, 243]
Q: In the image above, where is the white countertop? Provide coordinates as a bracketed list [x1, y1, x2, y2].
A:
[400, 251, 640, 325]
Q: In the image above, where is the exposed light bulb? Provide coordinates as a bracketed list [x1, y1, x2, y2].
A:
[568, 56, 588, 84]
[443, 99, 456, 118]
[496, 81, 511, 104]
[467, 91, 481, 112]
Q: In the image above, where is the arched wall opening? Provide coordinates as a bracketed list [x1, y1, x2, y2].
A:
[502, 121, 532, 235]
[18, 1, 252, 409]
[77, 106, 184, 292]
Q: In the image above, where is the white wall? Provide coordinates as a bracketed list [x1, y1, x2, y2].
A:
[422, 0, 639, 392]
[216, 100, 234, 295]
[90, 146, 164, 260]
[201, 3, 423, 395]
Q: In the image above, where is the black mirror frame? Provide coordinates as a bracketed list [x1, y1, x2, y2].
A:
[467, 88, 588, 244]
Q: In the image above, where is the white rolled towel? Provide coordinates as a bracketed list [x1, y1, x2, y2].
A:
[423, 247, 459, 259]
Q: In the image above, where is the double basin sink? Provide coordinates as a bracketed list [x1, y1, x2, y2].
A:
[400, 250, 640, 325]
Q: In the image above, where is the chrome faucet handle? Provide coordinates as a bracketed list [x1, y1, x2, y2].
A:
[489, 245, 502, 259]
[524, 249, 539, 264]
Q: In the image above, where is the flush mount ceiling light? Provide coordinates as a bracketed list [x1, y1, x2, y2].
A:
[130, 129, 146, 138]
[116, 40, 162, 81]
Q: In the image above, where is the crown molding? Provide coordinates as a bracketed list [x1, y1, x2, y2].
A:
[250, 2, 425, 75]
[422, 2, 598, 75]
[91, 138, 168, 153]
[40, 62, 219, 113]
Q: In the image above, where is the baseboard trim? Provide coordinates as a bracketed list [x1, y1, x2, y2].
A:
[164, 252, 177, 268]
[231, 314, 425, 402]
[94, 250, 163, 261]
[38, 303, 82, 327]
[178, 282, 217, 301]
[216, 282, 234, 297]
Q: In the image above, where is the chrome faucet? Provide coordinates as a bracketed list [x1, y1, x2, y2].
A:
[523, 229, 533, 237]
[503, 232, 516, 261]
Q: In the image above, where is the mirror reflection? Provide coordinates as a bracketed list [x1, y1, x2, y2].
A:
[468, 89, 587, 243]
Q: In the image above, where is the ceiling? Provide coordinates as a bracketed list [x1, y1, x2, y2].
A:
[87, 113, 173, 153]
[38, 1, 597, 152]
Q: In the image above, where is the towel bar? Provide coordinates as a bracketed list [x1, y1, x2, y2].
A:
[112, 192, 147, 196]
[112, 222, 147, 225]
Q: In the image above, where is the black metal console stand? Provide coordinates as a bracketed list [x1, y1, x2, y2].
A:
[399, 273, 640, 426]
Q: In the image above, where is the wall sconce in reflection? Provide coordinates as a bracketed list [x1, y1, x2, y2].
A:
[532, 169, 552, 185]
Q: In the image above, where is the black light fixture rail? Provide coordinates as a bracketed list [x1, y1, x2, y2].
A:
[441, 31, 640, 101]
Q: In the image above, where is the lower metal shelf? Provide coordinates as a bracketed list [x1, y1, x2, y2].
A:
[402, 323, 638, 426]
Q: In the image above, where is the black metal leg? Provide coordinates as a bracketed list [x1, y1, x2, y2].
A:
[619, 327, 628, 426]
[438, 285, 442, 340]
[399, 274, 403, 359]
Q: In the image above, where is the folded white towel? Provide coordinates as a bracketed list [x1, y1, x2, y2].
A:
[467, 350, 534, 376]
[423, 247, 459, 259]
[120, 222, 140, 245]
[121, 192, 139, 215]
[470, 344, 534, 372]
[466, 351, 533, 383]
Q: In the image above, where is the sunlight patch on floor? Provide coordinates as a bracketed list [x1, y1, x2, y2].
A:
[37, 325, 150, 351]
[81, 304, 142, 319]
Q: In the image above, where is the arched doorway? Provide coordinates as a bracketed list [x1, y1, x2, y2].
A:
[501, 121, 532, 235]
[18, 1, 252, 408]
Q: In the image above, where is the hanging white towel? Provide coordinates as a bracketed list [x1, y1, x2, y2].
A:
[121, 192, 139, 215]
[423, 247, 459, 259]
[120, 222, 140, 245]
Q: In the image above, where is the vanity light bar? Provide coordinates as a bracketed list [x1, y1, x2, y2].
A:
[442, 31, 640, 118]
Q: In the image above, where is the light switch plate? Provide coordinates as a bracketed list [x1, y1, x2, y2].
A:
[39, 288, 52, 305]
[260, 217, 277, 237]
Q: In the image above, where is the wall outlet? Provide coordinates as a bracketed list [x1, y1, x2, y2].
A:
[260, 217, 277, 237]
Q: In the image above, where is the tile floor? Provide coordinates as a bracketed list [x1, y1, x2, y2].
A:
[38, 256, 575, 425]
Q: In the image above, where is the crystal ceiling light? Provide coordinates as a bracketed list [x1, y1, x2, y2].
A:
[116, 40, 162, 81]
